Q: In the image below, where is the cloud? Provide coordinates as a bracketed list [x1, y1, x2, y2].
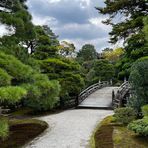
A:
[54, 22, 109, 40]
[27, 0, 113, 51]
[0, 24, 14, 37]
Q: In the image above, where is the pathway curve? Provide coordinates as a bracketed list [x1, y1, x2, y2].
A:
[25, 109, 113, 148]
[25, 87, 117, 148]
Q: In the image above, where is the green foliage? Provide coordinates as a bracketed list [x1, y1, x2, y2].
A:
[97, 0, 147, 44]
[128, 56, 148, 111]
[0, 86, 27, 104]
[142, 105, 148, 117]
[0, 0, 36, 51]
[41, 58, 84, 100]
[128, 104, 148, 136]
[23, 74, 61, 111]
[60, 72, 84, 97]
[0, 68, 12, 86]
[0, 52, 34, 84]
[128, 117, 148, 136]
[93, 59, 115, 81]
[97, 1, 148, 81]
[77, 44, 97, 62]
[143, 16, 148, 43]
[104, 48, 124, 63]
[114, 107, 136, 125]
[59, 41, 76, 58]
[0, 118, 9, 139]
[33, 26, 59, 59]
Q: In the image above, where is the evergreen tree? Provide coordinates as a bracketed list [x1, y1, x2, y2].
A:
[0, 0, 36, 48]
[97, 0, 148, 79]
[77, 44, 97, 62]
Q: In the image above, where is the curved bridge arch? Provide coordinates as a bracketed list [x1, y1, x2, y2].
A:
[77, 81, 110, 105]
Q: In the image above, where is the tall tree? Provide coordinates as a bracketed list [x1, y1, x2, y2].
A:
[43, 25, 59, 46]
[96, 0, 147, 44]
[0, 0, 36, 48]
[77, 44, 97, 62]
[97, 0, 148, 79]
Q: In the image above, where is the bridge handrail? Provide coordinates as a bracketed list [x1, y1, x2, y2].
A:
[79, 81, 109, 96]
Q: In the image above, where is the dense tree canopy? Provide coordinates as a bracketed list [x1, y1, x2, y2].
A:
[77, 44, 97, 62]
[96, 0, 147, 44]
[97, 0, 148, 80]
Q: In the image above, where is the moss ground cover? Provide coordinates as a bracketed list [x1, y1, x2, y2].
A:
[91, 116, 148, 148]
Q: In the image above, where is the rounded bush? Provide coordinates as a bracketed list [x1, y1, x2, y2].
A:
[128, 118, 148, 136]
[129, 56, 148, 112]
[23, 77, 61, 111]
[114, 107, 137, 125]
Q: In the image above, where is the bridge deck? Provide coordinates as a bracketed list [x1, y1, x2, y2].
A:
[78, 87, 118, 109]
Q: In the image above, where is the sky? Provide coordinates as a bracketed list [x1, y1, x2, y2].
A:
[0, 0, 122, 52]
[26, 0, 117, 52]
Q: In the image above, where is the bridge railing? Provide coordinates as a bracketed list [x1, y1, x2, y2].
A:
[77, 81, 109, 105]
[112, 81, 131, 109]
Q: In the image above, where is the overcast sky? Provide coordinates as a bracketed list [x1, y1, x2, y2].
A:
[26, 0, 116, 52]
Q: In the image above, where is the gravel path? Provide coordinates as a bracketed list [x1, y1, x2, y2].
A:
[25, 109, 113, 148]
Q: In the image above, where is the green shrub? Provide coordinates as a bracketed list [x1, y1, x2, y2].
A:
[129, 56, 148, 112]
[142, 105, 148, 117]
[0, 118, 9, 139]
[0, 52, 34, 83]
[114, 107, 137, 125]
[128, 117, 148, 136]
[0, 68, 12, 86]
[0, 86, 27, 104]
[23, 76, 61, 111]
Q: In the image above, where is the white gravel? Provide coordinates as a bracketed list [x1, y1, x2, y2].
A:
[25, 109, 113, 148]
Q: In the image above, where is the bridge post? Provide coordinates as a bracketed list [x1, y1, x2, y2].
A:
[75, 95, 79, 107]
[112, 90, 115, 107]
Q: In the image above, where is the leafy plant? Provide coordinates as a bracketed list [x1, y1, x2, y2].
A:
[142, 105, 148, 117]
[0, 86, 27, 104]
[128, 56, 148, 112]
[128, 117, 148, 136]
[0, 118, 9, 139]
[23, 74, 61, 111]
[114, 107, 137, 125]
[0, 68, 12, 86]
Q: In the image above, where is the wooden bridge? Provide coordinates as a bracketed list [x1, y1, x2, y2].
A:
[75, 81, 130, 109]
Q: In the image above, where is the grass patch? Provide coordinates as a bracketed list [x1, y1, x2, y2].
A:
[10, 107, 64, 118]
[91, 115, 148, 148]
[10, 108, 33, 117]
[90, 116, 114, 148]
[0, 118, 48, 148]
[113, 126, 148, 148]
